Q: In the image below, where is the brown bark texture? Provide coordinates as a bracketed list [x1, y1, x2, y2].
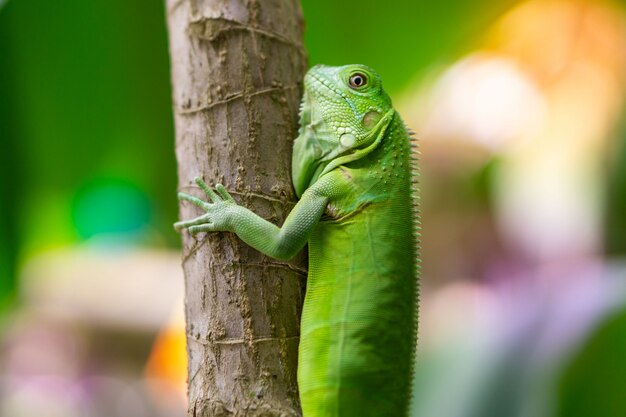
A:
[165, 0, 308, 415]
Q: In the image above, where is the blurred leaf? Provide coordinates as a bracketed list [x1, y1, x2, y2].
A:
[605, 115, 626, 255]
[557, 306, 626, 417]
[0, 1, 21, 310]
[71, 177, 151, 240]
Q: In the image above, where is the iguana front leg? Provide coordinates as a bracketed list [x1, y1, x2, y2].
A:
[175, 176, 340, 260]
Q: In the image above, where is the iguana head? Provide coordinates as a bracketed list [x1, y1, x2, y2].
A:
[292, 64, 394, 197]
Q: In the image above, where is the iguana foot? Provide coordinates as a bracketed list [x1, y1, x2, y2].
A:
[174, 177, 236, 234]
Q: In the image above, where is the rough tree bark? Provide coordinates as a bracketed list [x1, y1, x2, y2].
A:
[165, 1, 308, 415]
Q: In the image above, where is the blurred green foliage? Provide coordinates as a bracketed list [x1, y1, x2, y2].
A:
[0, 17, 20, 310]
[557, 306, 626, 417]
[0, 0, 178, 305]
[301, 0, 517, 95]
[71, 177, 151, 240]
[606, 114, 626, 255]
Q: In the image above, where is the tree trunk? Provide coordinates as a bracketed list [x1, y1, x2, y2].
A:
[165, 0, 308, 415]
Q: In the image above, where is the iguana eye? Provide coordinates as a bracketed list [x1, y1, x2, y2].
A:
[348, 73, 367, 89]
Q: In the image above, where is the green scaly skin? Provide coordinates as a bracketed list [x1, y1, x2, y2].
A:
[175, 64, 419, 417]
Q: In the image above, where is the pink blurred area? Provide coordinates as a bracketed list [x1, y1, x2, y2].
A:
[0, 249, 187, 417]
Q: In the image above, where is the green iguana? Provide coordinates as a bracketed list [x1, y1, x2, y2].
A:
[175, 64, 419, 417]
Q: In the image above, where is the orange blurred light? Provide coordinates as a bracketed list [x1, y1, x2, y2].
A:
[144, 304, 187, 408]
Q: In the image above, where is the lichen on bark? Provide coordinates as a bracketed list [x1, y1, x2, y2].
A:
[165, 0, 308, 415]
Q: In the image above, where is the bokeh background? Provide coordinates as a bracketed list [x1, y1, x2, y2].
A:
[1, 0, 626, 416]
